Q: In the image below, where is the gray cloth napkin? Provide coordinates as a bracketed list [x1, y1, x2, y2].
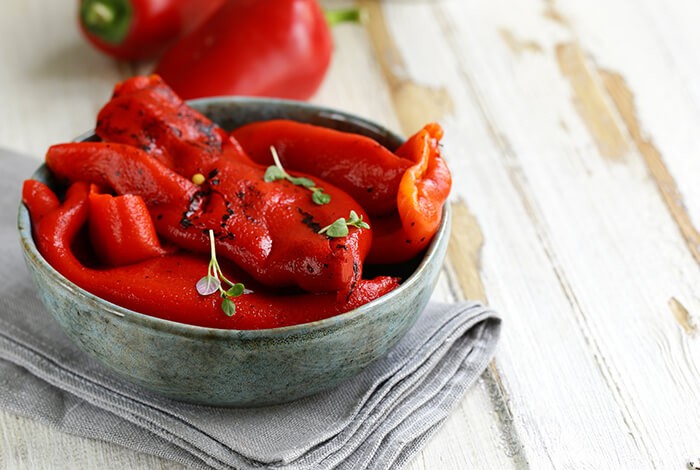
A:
[0, 149, 501, 470]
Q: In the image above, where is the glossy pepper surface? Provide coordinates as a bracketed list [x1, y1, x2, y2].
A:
[231, 120, 413, 217]
[87, 189, 169, 267]
[81, 75, 372, 294]
[79, 0, 224, 61]
[369, 123, 452, 263]
[154, 0, 333, 100]
[22, 181, 399, 329]
[50, 144, 371, 303]
[47, 140, 371, 294]
[231, 119, 452, 264]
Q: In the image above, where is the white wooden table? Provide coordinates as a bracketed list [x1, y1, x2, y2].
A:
[2, 0, 700, 468]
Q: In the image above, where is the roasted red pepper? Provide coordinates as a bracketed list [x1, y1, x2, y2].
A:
[231, 120, 413, 217]
[46, 140, 371, 295]
[154, 0, 336, 100]
[231, 120, 452, 263]
[78, 0, 224, 61]
[88, 189, 168, 267]
[23, 181, 399, 329]
[47, 76, 372, 295]
[370, 123, 452, 263]
[21, 75, 451, 329]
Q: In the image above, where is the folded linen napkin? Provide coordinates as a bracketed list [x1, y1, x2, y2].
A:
[0, 149, 501, 470]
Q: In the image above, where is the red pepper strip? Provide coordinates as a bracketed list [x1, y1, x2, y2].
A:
[22, 180, 59, 220]
[79, 0, 225, 61]
[23, 181, 399, 329]
[46, 142, 372, 295]
[367, 123, 452, 264]
[88, 190, 168, 267]
[231, 120, 413, 217]
[154, 0, 334, 100]
[96, 75, 235, 176]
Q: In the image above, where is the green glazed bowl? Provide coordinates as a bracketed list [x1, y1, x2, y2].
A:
[17, 98, 451, 407]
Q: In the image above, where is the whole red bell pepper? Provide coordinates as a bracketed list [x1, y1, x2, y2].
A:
[78, 0, 224, 61]
[154, 0, 335, 100]
[23, 180, 399, 329]
[231, 120, 413, 217]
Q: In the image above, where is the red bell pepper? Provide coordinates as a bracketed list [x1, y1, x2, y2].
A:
[369, 123, 452, 264]
[47, 140, 371, 295]
[154, 0, 337, 100]
[78, 0, 224, 61]
[47, 76, 374, 295]
[231, 119, 452, 264]
[22, 181, 399, 329]
[88, 190, 168, 267]
[95, 74, 237, 176]
[231, 120, 413, 217]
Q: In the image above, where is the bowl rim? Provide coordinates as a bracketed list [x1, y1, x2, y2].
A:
[17, 97, 452, 340]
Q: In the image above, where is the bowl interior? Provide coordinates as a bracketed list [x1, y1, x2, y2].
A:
[18, 97, 449, 339]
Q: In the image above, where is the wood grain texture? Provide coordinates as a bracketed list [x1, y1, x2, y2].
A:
[384, 0, 700, 467]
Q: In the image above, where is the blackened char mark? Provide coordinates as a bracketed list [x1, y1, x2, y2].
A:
[297, 207, 322, 233]
[345, 261, 360, 302]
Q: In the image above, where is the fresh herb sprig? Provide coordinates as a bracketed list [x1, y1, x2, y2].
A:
[196, 230, 246, 316]
[318, 210, 370, 238]
[264, 146, 331, 205]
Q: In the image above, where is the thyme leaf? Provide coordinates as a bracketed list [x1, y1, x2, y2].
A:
[196, 230, 246, 316]
[318, 210, 370, 238]
[265, 146, 331, 205]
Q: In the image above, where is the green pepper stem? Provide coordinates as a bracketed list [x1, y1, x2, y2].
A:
[80, 0, 132, 44]
[324, 8, 366, 27]
[84, 1, 115, 26]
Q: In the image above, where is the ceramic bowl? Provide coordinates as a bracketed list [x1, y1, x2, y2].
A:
[17, 98, 451, 407]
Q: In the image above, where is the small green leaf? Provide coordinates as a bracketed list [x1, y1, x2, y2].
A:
[264, 166, 286, 182]
[347, 210, 360, 224]
[319, 218, 349, 238]
[318, 210, 370, 238]
[197, 230, 244, 318]
[226, 283, 245, 297]
[289, 176, 316, 188]
[312, 190, 331, 205]
[266, 147, 331, 204]
[196, 275, 220, 296]
[347, 210, 370, 230]
[221, 298, 236, 316]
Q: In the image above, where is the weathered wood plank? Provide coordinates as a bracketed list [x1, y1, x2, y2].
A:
[0, 410, 181, 469]
[375, 0, 700, 467]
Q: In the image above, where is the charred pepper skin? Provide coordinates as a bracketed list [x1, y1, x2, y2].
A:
[96, 75, 230, 177]
[46, 140, 371, 295]
[22, 180, 399, 329]
[232, 118, 452, 264]
[86, 76, 372, 294]
[231, 119, 413, 217]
